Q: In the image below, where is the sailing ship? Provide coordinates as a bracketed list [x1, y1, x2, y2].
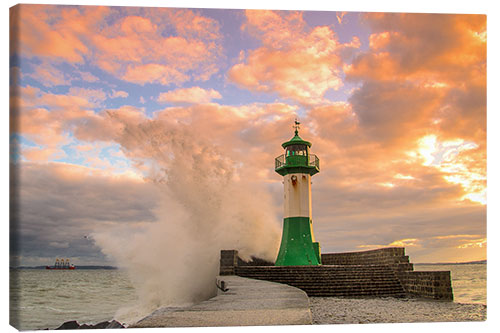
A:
[45, 258, 76, 270]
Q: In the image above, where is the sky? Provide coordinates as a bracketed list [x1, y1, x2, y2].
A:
[8, 1, 488, 267]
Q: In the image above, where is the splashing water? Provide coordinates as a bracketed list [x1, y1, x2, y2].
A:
[92, 117, 281, 322]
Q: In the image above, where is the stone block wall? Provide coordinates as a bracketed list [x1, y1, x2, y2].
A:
[321, 247, 413, 271]
[220, 250, 273, 275]
[220, 250, 239, 275]
[397, 270, 453, 300]
[321, 248, 452, 300]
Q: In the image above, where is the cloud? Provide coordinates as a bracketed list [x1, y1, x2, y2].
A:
[12, 85, 112, 162]
[242, 10, 306, 49]
[68, 87, 107, 104]
[347, 13, 486, 82]
[358, 238, 420, 250]
[121, 63, 189, 86]
[10, 5, 108, 62]
[11, 162, 159, 266]
[157, 87, 222, 104]
[349, 81, 444, 146]
[91, 8, 223, 85]
[22, 146, 65, 162]
[229, 10, 358, 106]
[313, 197, 486, 263]
[10, 5, 224, 86]
[26, 61, 71, 87]
[110, 89, 129, 99]
[317, 13, 487, 207]
[345, 13, 486, 145]
[49, 241, 70, 249]
[77, 70, 99, 82]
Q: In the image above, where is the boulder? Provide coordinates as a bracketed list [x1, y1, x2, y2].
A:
[56, 320, 80, 330]
[106, 320, 125, 328]
[77, 324, 92, 329]
[54, 319, 125, 329]
[92, 321, 112, 329]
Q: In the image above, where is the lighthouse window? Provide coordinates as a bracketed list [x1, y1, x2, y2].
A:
[286, 144, 307, 156]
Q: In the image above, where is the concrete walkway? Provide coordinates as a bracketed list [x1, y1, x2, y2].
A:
[132, 275, 312, 327]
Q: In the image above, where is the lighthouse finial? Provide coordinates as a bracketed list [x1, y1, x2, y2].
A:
[293, 119, 301, 135]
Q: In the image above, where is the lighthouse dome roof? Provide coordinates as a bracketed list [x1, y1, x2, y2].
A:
[282, 132, 312, 148]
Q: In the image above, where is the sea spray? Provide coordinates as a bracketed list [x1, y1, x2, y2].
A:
[92, 116, 281, 323]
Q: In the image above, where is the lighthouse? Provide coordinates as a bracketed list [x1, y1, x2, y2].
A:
[274, 120, 321, 266]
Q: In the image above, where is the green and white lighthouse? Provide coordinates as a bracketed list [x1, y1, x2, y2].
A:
[274, 120, 321, 266]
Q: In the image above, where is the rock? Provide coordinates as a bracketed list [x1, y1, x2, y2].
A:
[56, 320, 80, 330]
[92, 321, 111, 329]
[77, 324, 92, 329]
[54, 319, 124, 330]
[106, 320, 125, 328]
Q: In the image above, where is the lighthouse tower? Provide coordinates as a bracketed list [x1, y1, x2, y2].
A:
[274, 120, 321, 266]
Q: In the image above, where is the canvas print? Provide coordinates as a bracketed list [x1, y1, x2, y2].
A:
[9, 3, 486, 330]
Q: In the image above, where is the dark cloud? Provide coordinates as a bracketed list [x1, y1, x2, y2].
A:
[10, 162, 159, 266]
[349, 81, 441, 145]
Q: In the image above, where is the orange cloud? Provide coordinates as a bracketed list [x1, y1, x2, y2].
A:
[22, 146, 65, 162]
[347, 13, 486, 83]
[229, 10, 356, 106]
[121, 64, 189, 86]
[110, 90, 129, 99]
[10, 5, 223, 85]
[331, 13, 486, 207]
[10, 5, 108, 62]
[90, 8, 223, 85]
[358, 238, 420, 249]
[26, 61, 70, 87]
[38, 93, 96, 113]
[158, 87, 222, 104]
[243, 10, 306, 49]
[12, 85, 120, 162]
[77, 71, 99, 82]
[457, 238, 486, 249]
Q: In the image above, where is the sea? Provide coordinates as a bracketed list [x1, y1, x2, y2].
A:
[9, 269, 139, 331]
[9, 263, 486, 331]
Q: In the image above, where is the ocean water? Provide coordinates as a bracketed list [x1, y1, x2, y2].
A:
[9, 263, 487, 330]
[9, 269, 139, 331]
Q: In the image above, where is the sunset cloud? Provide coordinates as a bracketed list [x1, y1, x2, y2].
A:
[229, 10, 355, 106]
[10, 5, 224, 86]
[26, 61, 71, 87]
[91, 8, 223, 85]
[10, 5, 108, 62]
[157, 87, 222, 104]
[335, 13, 487, 207]
[110, 90, 129, 99]
[347, 13, 486, 142]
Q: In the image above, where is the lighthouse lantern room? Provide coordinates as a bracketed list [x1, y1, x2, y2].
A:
[274, 120, 321, 266]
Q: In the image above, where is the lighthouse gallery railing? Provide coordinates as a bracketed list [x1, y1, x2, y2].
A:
[275, 154, 320, 170]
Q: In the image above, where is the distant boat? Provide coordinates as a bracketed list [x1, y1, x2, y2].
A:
[45, 258, 76, 270]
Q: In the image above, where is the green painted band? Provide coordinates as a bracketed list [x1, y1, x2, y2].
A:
[275, 216, 321, 266]
[284, 216, 310, 223]
[275, 165, 319, 176]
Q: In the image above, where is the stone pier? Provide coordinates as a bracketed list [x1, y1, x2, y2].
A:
[132, 275, 312, 327]
[220, 247, 453, 301]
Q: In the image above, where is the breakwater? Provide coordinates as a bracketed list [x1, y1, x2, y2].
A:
[131, 275, 312, 327]
[220, 247, 453, 300]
